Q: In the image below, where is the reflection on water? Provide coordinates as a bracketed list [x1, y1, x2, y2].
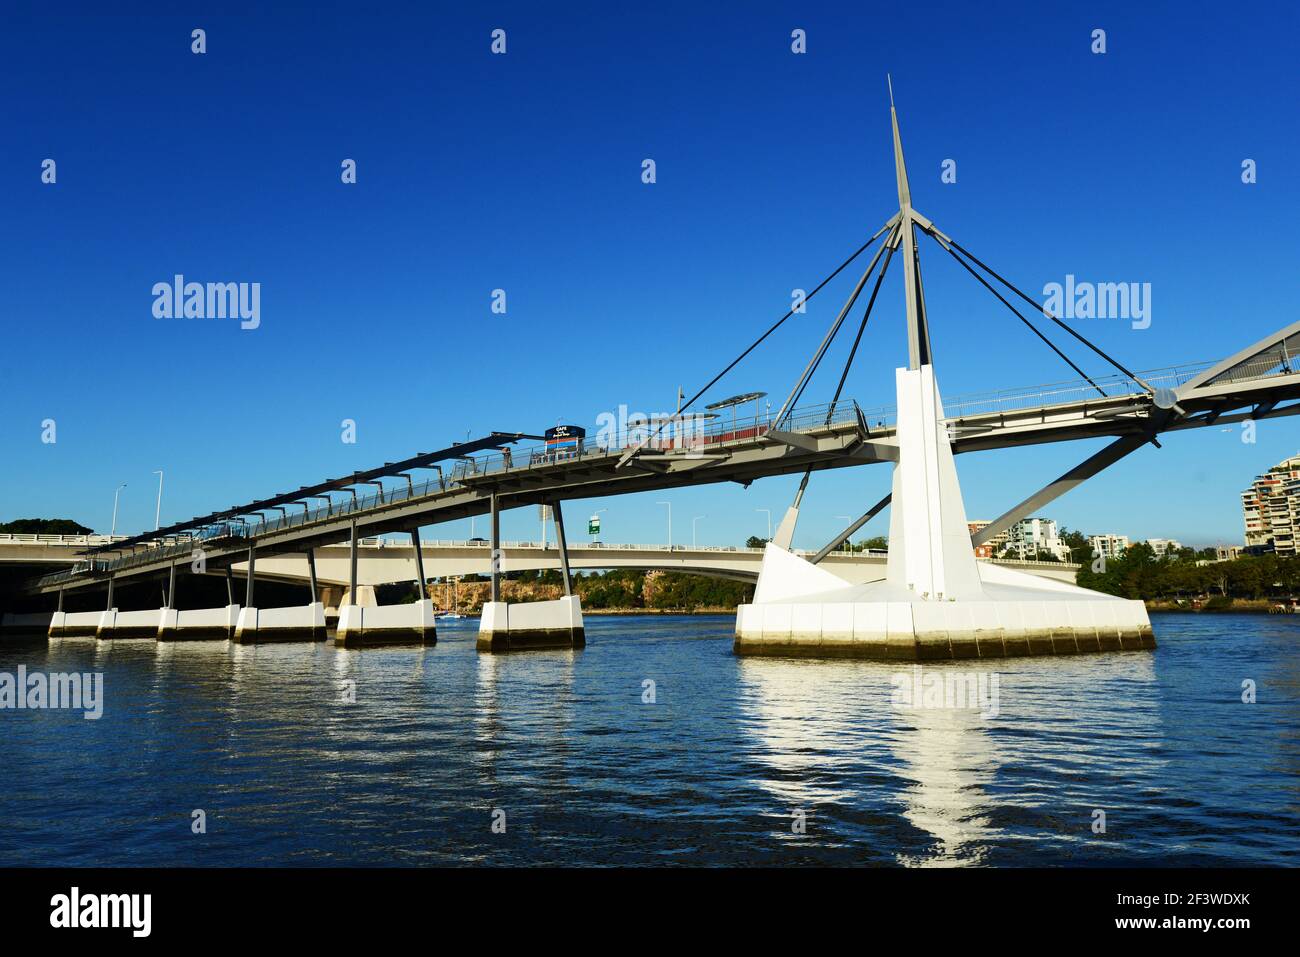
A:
[2, 615, 1296, 866]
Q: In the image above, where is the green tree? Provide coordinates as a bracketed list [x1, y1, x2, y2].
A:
[0, 518, 93, 535]
[1058, 526, 1092, 565]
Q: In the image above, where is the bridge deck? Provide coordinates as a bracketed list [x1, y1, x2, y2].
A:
[22, 348, 1300, 597]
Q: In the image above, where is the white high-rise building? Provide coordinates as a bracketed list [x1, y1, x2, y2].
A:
[1002, 517, 1071, 562]
[1146, 538, 1183, 559]
[1089, 534, 1129, 559]
[1241, 454, 1300, 555]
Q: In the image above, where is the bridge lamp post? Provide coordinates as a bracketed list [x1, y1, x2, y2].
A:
[152, 470, 164, 531]
[591, 508, 607, 541]
[693, 515, 706, 548]
[756, 508, 771, 541]
[657, 501, 672, 549]
[835, 515, 853, 552]
[110, 484, 127, 537]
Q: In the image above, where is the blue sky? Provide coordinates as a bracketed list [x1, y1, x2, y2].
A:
[3, 1, 1298, 549]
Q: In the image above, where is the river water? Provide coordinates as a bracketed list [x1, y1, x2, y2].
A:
[1, 613, 1296, 866]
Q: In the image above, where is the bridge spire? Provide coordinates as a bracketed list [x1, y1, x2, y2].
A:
[889, 77, 931, 370]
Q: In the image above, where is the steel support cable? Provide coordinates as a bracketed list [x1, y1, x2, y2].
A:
[774, 227, 901, 549]
[926, 232, 1106, 397]
[826, 236, 899, 424]
[775, 223, 898, 426]
[943, 236, 1154, 394]
[616, 222, 894, 466]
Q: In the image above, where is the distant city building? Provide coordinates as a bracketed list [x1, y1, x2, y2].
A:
[966, 520, 1003, 559]
[1241, 454, 1300, 556]
[1215, 544, 1242, 562]
[1145, 538, 1183, 559]
[1089, 534, 1129, 560]
[1001, 517, 1070, 562]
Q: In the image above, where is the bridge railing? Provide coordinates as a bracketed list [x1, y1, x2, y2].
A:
[853, 361, 1217, 428]
[0, 534, 131, 546]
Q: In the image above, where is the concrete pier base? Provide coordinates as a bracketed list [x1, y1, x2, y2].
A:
[232, 602, 327, 644]
[98, 609, 163, 639]
[48, 610, 105, 638]
[0, 612, 55, 641]
[734, 546, 1154, 660]
[735, 596, 1154, 659]
[159, 605, 241, 641]
[336, 599, 436, 647]
[477, 596, 585, 652]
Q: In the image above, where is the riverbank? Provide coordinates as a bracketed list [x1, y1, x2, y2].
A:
[1146, 598, 1279, 614]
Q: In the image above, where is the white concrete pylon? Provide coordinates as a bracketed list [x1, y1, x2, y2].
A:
[885, 364, 984, 601]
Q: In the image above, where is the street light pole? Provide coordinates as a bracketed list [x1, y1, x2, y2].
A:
[657, 501, 672, 549]
[111, 484, 126, 537]
[835, 515, 853, 552]
[153, 470, 164, 531]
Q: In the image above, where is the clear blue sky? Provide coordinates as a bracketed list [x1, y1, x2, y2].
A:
[3, 1, 1298, 549]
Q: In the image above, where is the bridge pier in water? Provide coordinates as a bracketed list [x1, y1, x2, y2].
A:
[478, 495, 586, 652]
[232, 544, 327, 643]
[336, 520, 436, 647]
[735, 366, 1154, 660]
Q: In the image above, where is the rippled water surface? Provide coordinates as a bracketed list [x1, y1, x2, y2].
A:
[1, 613, 1297, 866]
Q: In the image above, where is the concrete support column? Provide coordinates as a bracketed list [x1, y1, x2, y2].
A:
[552, 499, 573, 597]
[106, 576, 115, 610]
[225, 566, 234, 605]
[57, 588, 64, 613]
[166, 562, 176, 609]
[348, 518, 358, 606]
[307, 547, 318, 603]
[411, 529, 426, 599]
[490, 493, 501, 603]
[245, 543, 257, 608]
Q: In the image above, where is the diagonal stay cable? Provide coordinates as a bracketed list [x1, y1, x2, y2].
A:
[616, 218, 897, 468]
[943, 236, 1155, 394]
[825, 228, 899, 423]
[777, 227, 900, 541]
[774, 221, 898, 427]
[925, 232, 1106, 397]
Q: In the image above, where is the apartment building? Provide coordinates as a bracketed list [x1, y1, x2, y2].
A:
[1241, 454, 1300, 556]
[1088, 533, 1129, 559]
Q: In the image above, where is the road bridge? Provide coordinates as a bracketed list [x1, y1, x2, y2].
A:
[0, 534, 1078, 588]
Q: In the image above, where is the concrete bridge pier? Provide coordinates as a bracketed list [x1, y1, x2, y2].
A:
[478, 496, 586, 652]
[160, 605, 241, 641]
[232, 543, 327, 643]
[0, 612, 55, 641]
[336, 524, 436, 647]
